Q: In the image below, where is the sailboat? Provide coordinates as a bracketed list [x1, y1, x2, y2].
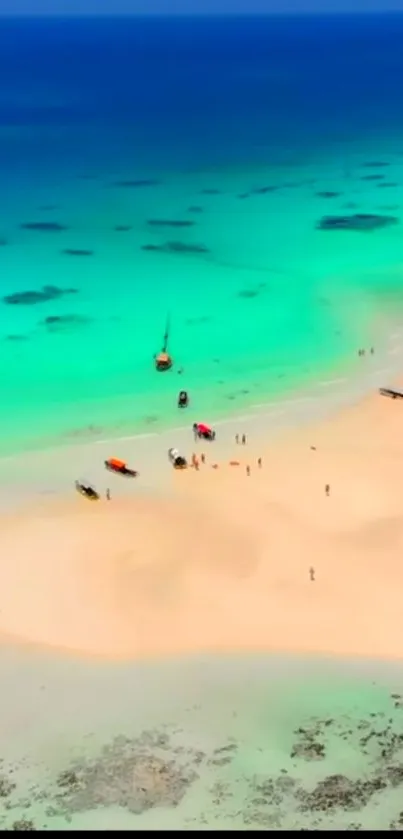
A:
[154, 314, 173, 371]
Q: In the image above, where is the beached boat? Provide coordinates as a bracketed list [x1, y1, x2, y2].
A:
[168, 447, 187, 469]
[104, 457, 138, 477]
[193, 422, 216, 441]
[155, 314, 173, 371]
[178, 390, 189, 408]
[75, 479, 100, 501]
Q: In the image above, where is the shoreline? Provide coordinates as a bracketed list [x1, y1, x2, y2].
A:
[2, 363, 403, 663]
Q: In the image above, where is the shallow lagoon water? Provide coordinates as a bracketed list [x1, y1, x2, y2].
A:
[1, 16, 403, 454]
[1, 650, 403, 830]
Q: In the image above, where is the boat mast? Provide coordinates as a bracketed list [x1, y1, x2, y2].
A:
[162, 313, 170, 353]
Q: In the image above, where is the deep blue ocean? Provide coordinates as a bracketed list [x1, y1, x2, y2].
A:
[1, 14, 403, 454]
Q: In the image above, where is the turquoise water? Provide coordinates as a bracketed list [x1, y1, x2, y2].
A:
[1, 16, 403, 455]
[1, 650, 403, 830]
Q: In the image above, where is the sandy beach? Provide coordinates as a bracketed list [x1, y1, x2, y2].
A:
[2, 364, 403, 663]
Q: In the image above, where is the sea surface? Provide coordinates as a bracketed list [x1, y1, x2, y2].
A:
[1, 649, 403, 830]
[1, 14, 403, 455]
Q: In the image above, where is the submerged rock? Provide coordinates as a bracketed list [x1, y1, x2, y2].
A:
[61, 249, 94, 256]
[20, 221, 68, 232]
[316, 191, 341, 198]
[147, 219, 195, 228]
[360, 174, 385, 181]
[377, 182, 398, 188]
[187, 205, 203, 213]
[114, 225, 132, 231]
[317, 213, 398, 231]
[200, 188, 221, 195]
[6, 333, 28, 341]
[296, 773, 386, 813]
[41, 314, 90, 329]
[251, 185, 278, 194]
[141, 240, 209, 254]
[0, 238, 8, 246]
[3, 285, 78, 305]
[110, 179, 161, 188]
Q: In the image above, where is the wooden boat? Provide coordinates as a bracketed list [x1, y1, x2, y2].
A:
[178, 390, 189, 408]
[379, 387, 403, 400]
[168, 447, 187, 469]
[104, 457, 138, 477]
[155, 314, 173, 371]
[193, 422, 216, 441]
[75, 479, 100, 501]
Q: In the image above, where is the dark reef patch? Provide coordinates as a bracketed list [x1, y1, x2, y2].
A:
[61, 249, 94, 257]
[110, 179, 161, 188]
[147, 219, 195, 228]
[20, 222, 68, 232]
[187, 205, 203, 213]
[114, 225, 132, 231]
[360, 174, 385, 181]
[41, 314, 91, 330]
[0, 238, 8, 246]
[251, 185, 278, 194]
[200, 188, 221, 195]
[5, 333, 28, 341]
[3, 285, 78, 306]
[377, 182, 398, 188]
[342, 201, 358, 209]
[52, 731, 199, 817]
[141, 240, 209, 255]
[317, 213, 398, 231]
[238, 192, 250, 199]
[316, 191, 341, 198]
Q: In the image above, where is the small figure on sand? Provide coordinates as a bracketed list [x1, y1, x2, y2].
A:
[106, 488, 111, 501]
[246, 464, 250, 476]
[235, 434, 239, 445]
[241, 434, 246, 445]
[309, 566, 315, 582]
[257, 457, 262, 468]
[192, 453, 199, 470]
[325, 483, 330, 496]
[370, 346, 374, 355]
[201, 453, 205, 464]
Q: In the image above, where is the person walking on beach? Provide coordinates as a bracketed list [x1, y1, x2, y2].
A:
[242, 434, 246, 445]
[325, 483, 330, 496]
[309, 566, 315, 582]
[246, 465, 250, 476]
[257, 457, 262, 468]
[235, 434, 239, 445]
[106, 488, 111, 501]
[201, 453, 205, 465]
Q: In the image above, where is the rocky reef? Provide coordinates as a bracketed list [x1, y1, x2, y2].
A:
[317, 213, 398, 231]
[20, 222, 68, 232]
[3, 286, 78, 306]
[146, 219, 195, 228]
[141, 240, 209, 254]
[61, 249, 94, 256]
[110, 179, 161, 188]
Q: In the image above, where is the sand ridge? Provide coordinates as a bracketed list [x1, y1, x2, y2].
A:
[1, 389, 403, 660]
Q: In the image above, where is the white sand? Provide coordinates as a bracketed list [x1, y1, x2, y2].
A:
[1, 364, 403, 662]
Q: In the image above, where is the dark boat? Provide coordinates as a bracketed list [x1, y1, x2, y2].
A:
[155, 314, 173, 371]
[178, 390, 189, 408]
[104, 457, 138, 477]
[168, 447, 187, 469]
[193, 422, 216, 441]
[75, 479, 100, 500]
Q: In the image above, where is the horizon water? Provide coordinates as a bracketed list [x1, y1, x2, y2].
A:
[1, 15, 403, 455]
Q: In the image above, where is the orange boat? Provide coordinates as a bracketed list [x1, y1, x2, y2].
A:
[104, 457, 138, 477]
[154, 314, 173, 371]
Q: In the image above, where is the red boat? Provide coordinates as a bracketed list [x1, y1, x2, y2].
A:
[193, 422, 216, 441]
[104, 457, 138, 477]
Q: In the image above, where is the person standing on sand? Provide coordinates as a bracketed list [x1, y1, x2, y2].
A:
[235, 434, 239, 445]
[257, 457, 262, 468]
[106, 488, 110, 501]
[242, 434, 246, 445]
[246, 465, 250, 476]
[309, 566, 315, 582]
[201, 453, 205, 464]
[325, 483, 330, 496]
